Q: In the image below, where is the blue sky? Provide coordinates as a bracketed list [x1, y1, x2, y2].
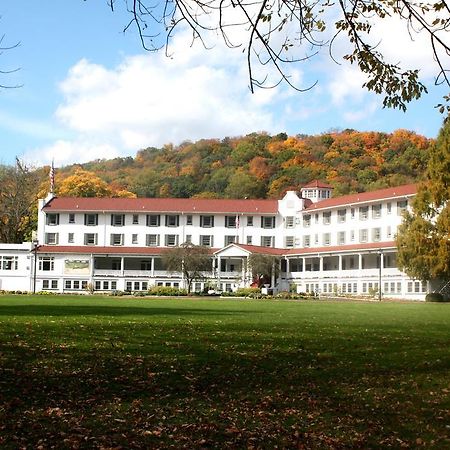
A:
[0, 1, 448, 167]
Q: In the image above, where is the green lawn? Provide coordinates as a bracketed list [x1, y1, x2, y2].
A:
[0, 296, 449, 449]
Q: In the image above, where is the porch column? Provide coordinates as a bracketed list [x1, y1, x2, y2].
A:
[358, 253, 363, 270]
[217, 256, 221, 289]
[319, 256, 323, 272]
[121, 257, 124, 276]
[338, 254, 342, 271]
[285, 257, 290, 274]
[302, 257, 306, 273]
[241, 258, 246, 287]
[151, 257, 155, 277]
[271, 260, 276, 288]
[90, 254, 94, 290]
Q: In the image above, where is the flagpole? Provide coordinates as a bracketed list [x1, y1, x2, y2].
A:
[50, 159, 55, 194]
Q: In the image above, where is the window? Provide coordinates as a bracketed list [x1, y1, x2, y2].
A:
[0, 256, 18, 270]
[132, 214, 139, 224]
[397, 200, 408, 215]
[247, 216, 253, 226]
[225, 235, 236, 245]
[146, 234, 160, 247]
[246, 236, 253, 245]
[200, 235, 213, 247]
[225, 216, 239, 228]
[165, 215, 179, 227]
[315, 214, 319, 224]
[303, 214, 311, 227]
[42, 279, 58, 290]
[323, 233, 331, 246]
[84, 233, 98, 245]
[314, 234, 319, 245]
[200, 215, 214, 228]
[64, 280, 88, 290]
[372, 228, 381, 242]
[285, 236, 295, 247]
[69, 213, 75, 224]
[387, 202, 392, 214]
[303, 235, 311, 247]
[185, 235, 192, 244]
[359, 206, 369, 220]
[110, 234, 124, 246]
[359, 229, 368, 242]
[186, 215, 193, 225]
[261, 236, 274, 247]
[372, 204, 382, 218]
[132, 234, 138, 244]
[351, 208, 355, 219]
[338, 231, 346, 245]
[165, 234, 179, 247]
[323, 212, 331, 225]
[39, 257, 54, 271]
[111, 214, 125, 226]
[68, 233, 74, 244]
[46, 213, 59, 226]
[285, 216, 295, 228]
[386, 226, 392, 238]
[45, 233, 59, 245]
[125, 280, 148, 292]
[147, 214, 160, 227]
[95, 280, 117, 291]
[261, 216, 275, 229]
[350, 230, 355, 241]
[337, 209, 346, 223]
[84, 214, 98, 226]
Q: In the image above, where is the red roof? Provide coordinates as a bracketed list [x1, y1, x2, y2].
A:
[43, 197, 278, 214]
[214, 244, 285, 256]
[305, 184, 417, 211]
[301, 180, 333, 189]
[285, 241, 397, 256]
[37, 242, 396, 257]
[37, 245, 216, 256]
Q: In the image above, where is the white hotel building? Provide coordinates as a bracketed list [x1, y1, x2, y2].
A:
[0, 181, 436, 299]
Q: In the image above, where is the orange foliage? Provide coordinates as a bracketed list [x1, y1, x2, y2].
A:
[249, 156, 273, 180]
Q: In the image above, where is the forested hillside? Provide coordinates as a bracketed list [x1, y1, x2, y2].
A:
[0, 129, 433, 243]
[55, 129, 432, 199]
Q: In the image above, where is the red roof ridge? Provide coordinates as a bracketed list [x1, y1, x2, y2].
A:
[304, 183, 417, 211]
[301, 180, 333, 189]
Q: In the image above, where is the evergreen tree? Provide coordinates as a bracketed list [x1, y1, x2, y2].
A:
[397, 120, 450, 281]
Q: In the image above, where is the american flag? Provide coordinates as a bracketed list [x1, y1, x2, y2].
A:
[50, 160, 55, 193]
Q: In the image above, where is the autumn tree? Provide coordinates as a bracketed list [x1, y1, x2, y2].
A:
[55, 168, 134, 199]
[397, 119, 450, 281]
[0, 159, 42, 243]
[163, 243, 212, 293]
[105, 0, 450, 113]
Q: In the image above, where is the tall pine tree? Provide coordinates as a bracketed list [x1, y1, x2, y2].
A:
[397, 120, 450, 281]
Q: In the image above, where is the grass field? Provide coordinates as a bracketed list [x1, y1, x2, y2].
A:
[0, 296, 449, 449]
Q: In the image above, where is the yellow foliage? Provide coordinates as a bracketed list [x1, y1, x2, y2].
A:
[57, 169, 112, 197]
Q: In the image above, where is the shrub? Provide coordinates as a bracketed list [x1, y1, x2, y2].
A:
[234, 287, 261, 298]
[133, 291, 147, 297]
[425, 293, 448, 302]
[148, 286, 188, 296]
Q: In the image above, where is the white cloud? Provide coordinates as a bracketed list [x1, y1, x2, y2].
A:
[343, 101, 378, 123]
[24, 140, 120, 167]
[29, 33, 293, 166]
[328, 65, 369, 106]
